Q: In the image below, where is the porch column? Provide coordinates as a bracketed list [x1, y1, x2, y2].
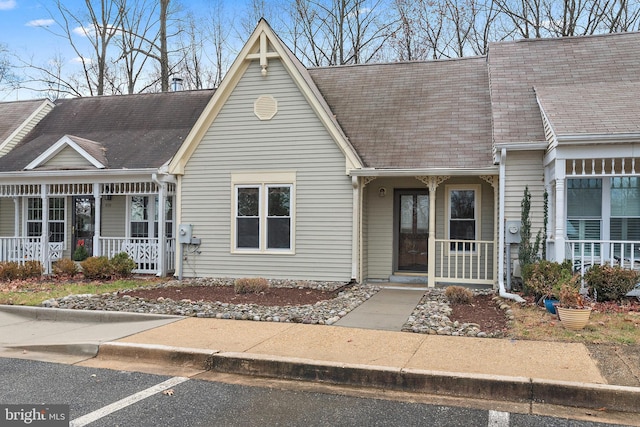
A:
[481, 175, 499, 289]
[418, 176, 449, 288]
[157, 182, 167, 277]
[554, 160, 566, 262]
[93, 185, 102, 257]
[13, 197, 19, 236]
[41, 185, 49, 273]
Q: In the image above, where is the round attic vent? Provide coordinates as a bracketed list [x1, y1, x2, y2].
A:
[254, 95, 278, 120]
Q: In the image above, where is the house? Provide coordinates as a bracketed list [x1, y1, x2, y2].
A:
[0, 91, 214, 274]
[0, 20, 638, 289]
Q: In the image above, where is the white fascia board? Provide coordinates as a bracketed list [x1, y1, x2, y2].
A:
[349, 167, 499, 177]
[0, 168, 159, 183]
[556, 133, 640, 144]
[25, 135, 106, 170]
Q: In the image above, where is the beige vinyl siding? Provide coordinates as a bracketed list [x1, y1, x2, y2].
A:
[504, 151, 545, 231]
[45, 146, 95, 169]
[179, 58, 353, 282]
[0, 198, 15, 235]
[504, 150, 545, 271]
[360, 182, 369, 282]
[101, 196, 126, 237]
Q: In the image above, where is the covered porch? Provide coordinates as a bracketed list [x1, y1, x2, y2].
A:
[0, 174, 176, 275]
[356, 172, 499, 287]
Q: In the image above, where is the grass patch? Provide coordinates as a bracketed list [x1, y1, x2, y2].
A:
[508, 302, 640, 345]
[0, 278, 162, 306]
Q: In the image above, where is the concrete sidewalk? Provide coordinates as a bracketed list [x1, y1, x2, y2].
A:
[1, 304, 639, 418]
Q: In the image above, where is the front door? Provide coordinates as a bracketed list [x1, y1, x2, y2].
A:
[396, 190, 429, 272]
[73, 197, 95, 258]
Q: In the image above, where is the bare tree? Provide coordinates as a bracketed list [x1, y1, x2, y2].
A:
[289, 0, 396, 66]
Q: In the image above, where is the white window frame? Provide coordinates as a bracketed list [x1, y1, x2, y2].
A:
[23, 196, 67, 247]
[231, 171, 296, 254]
[446, 185, 480, 253]
[127, 195, 156, 239]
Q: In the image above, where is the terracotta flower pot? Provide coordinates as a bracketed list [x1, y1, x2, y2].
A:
[556, 306, 592, 330]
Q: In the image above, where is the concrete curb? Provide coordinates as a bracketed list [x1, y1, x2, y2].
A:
[94, 343, 640, 414]
[97, 342, 216, 369]
[5, 343, 99, 357]
[0, 305, 182, 323]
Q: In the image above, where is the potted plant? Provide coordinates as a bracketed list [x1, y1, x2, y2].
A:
[554, 273, 592, 330]
[522, 260, 572, 314]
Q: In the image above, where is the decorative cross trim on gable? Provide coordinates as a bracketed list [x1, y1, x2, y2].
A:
[25, 135, 108, 170]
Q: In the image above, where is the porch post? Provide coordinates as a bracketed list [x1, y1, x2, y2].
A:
[93, 184, 102, 257]
[13, 197, 19, 236]
[157, 182, 167, 277]
[423, 176, 449, 288]
[554, 160, 566, 262]
[41, 185, 50, 273]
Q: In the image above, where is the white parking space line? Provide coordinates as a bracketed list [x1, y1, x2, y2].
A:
[69, 376, 189, 427]
[488, 410, 510, 426]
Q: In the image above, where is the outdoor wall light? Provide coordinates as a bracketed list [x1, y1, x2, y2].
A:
[378, 187, 387, 197]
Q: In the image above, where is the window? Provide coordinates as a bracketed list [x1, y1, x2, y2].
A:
[154, 196, 174, 238]
[448, 187, 478, 251]
[26, 197, 65, 242]
[130, 196, 149, 238]
[232, 172, 295, 252]
[567, 177, 640, 258]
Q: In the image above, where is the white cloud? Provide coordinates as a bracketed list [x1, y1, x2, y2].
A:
[26, 18, 55, 27]
[71, 57, 91, 64]
[73, 25, 91, 37]
[0, 0, 17, 11]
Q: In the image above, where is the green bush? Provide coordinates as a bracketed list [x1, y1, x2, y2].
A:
[80, 256, 112, 280]
[110, 252, 136, 278]
[0, 262, 20, 282]
[522, 260, 573, 300]
[53, 258, 79, 277]
[72, 245, 89, 261]
[584, 264, 640, 302]
[444, 285, 474, 304]
[234, 277, 269, 294]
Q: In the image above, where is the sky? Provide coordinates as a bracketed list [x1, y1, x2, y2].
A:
[0, 0, 236, 101]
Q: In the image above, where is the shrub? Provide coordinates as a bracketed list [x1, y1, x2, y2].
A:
[584, 264, 640, 302]
[72, 245, 89, 261]
[110, 252, 136, 278]
[0, 262, 20, 282]
[522, 260, 573, 301]
[555, 273, 585, 309]
[444, 285, 474, 305]
[234, 277, 269, 294]
[19, 260, 43, 279]
[53, 258, 79, 277]
[80, 256, 112, 280]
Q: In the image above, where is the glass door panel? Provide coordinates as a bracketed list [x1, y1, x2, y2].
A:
[397, 191, 429, 272]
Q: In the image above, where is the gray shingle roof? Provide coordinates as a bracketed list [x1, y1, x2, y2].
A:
[0, 90, 214, 172]
[0, 99, 47, 143]
[308, 57, 493, 169]
[488, 32, 640, 145]
[535, 82, 640, 136]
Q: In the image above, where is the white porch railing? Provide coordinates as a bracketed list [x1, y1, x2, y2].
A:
[0, 237, 42, 263]
[566, 240, 640, 274]
[434, 239, 495, 285]
[100, 237, 160, 274]
[99, 237, 176, 275]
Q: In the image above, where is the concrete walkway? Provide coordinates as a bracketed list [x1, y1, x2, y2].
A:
[334, 287, 425, 331]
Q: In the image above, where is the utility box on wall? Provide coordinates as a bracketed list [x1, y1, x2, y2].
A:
[178, 224, 193, 244]
[505, 220, 521, 244]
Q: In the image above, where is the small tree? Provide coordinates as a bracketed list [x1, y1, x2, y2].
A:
[519, 186, 542, 281]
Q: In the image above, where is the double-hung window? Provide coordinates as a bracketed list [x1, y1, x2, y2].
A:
[26, 197, 65, 243]
[233, 172, 294, 252]
[447, 186, 478, 251]
[129, 195, 174, 239]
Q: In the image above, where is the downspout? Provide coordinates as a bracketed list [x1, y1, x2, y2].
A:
[499, 148, 525, 303]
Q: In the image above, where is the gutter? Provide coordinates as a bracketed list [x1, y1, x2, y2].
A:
[498, 148, 525, 303]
